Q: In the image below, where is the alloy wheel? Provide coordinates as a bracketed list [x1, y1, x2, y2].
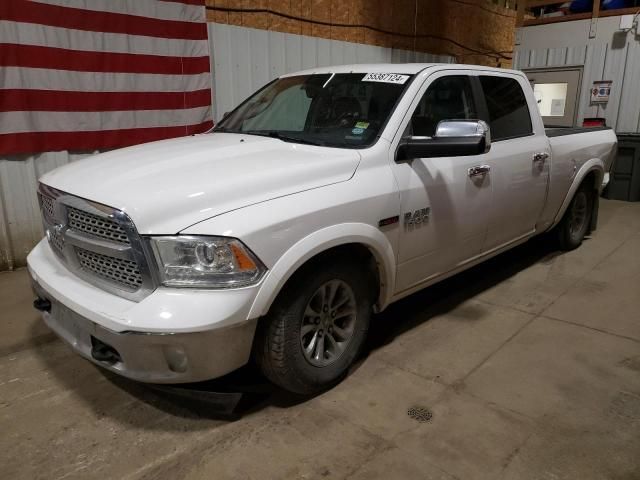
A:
[300, 279, 357, 367]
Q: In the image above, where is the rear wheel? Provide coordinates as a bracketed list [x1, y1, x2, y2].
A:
[255, 260, 372, 395]
[557, 183, 594, 251]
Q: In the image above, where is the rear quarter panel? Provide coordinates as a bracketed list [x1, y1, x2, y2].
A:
[539, 129, 617, 230]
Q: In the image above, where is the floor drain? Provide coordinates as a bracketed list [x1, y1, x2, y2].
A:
[407, 406, 433, 423]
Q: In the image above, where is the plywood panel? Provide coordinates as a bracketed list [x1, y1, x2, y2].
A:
[242, 0, 270, 30]
[311, 0, 332, 40]
[299, 0, 314, 37]
[206, 0, 515, 66]
[227, 0, 243, 26]
[330, 0, 350, 42]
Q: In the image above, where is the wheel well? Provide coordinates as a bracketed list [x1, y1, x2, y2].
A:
[581, 170, 600, 233]
[269, 243, 382, 314]
[583, 170, 598, 191]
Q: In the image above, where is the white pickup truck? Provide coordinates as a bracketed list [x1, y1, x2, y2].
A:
[28, 64, 617, 394]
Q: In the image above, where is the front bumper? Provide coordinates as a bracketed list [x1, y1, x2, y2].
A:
[28, 240, 259, 383]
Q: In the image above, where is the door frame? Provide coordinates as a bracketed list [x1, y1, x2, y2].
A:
[522, 66, 583, 128]
[387, 68, 493, 293]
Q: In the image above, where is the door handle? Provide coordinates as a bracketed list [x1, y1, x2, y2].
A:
[468, 165, 491, 177]
[533, 152, 549, 163]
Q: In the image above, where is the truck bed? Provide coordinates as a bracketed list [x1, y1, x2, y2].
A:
[545, 126, 612, 138]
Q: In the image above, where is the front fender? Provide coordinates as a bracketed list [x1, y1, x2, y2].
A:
[248, 223, 397, 319]
[551, 158, 604, 228]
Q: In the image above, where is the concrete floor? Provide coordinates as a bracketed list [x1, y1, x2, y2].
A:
[1, 198, 639, 480]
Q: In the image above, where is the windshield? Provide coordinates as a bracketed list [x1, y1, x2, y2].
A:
[214, 73, 413, 148]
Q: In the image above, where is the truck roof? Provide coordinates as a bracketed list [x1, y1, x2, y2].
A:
[282, 63, 523, 78]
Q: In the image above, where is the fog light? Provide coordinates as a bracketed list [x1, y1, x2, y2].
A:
[163, 345, 188, 373]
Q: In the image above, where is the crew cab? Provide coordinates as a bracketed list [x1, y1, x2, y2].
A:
[28, 64, 617, 394]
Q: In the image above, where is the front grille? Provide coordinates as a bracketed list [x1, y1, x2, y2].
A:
[38, 186, 153, 301]
[40, 194, 56, 221]
[76, 247, 143, 290]
[67, 206, 130, 244]
[48, 228, 65, 255]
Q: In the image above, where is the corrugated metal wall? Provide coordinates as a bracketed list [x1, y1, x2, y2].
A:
[208, 22, 454, 121]
[0, 22, 453, 271]
[0, 151, 95, 270]
[514, 18, 640, 133]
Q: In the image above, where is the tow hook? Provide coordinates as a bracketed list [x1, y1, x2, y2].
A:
[91, 337, 122, 365]
[33, 298, 52, 312]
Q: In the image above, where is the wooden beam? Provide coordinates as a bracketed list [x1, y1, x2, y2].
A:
[523, 6, 640, 26]
[592, 0, 600, 18]
[527, 0, 563, 7]
[524, 12, 590, 26]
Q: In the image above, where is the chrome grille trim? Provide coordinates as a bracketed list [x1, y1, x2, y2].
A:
[48, 227, 65, 254]
[67, 206, 130, 244]
[37, 184, 156, 302]
[75, 247, 143, 290]
[41, 195, 56, 222]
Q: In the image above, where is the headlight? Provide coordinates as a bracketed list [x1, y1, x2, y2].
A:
[150, 236, 266, 288]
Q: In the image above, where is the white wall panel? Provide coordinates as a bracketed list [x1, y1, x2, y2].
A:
[0, 151, 95, 270]
[208, 22, 453, 120]
[1, 22, 453, 270]
[616, 40, 640, 132]
[565, 45, 587, 66]
[547, 47, 568, 67]
[515, 16, 640, 133]
[577, 43, 607, 122]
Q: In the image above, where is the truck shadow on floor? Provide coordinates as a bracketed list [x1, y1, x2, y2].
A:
[31, 233, 569, 423]
[365, 233, 564, 352]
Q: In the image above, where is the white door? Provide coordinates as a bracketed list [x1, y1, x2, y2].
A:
[390, 73, 492, 293]
[476, 74, 551, 251]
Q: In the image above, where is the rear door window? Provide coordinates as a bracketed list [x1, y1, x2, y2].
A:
[479, 76, 533, 141]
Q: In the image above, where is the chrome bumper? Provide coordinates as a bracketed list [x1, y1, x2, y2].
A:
[32, 279, 257, 384]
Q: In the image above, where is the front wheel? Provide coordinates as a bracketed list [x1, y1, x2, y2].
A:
[556, 183, 594, 251]
[254, 260, 372, 395]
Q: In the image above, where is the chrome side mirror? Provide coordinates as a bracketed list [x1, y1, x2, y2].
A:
[435, 120, 491, 153]
[396, 119, 491, 161]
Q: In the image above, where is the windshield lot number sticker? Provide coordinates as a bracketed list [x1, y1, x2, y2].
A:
[362, 73, 409, 84]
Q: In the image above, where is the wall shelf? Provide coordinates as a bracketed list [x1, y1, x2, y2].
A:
[523, 6, 639, 26]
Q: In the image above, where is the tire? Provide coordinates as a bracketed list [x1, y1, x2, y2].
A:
[556, 182, 594, 251]
[254, 259, 373, 395]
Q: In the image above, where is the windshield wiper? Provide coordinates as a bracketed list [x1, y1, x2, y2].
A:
[243, 130, 326, 146]
[211, 126, 235, 133]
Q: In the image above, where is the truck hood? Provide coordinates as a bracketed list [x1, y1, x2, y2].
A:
[40, 133, 361, 234]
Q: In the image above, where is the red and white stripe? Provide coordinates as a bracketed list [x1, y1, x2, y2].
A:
[0, 0, 213, 155]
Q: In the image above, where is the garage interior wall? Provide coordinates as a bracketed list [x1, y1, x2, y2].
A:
[0, 24, 453, 272]
[514, 15, 640, 133]
[205, 0, 516, 67]
[208, 22, 455, 120]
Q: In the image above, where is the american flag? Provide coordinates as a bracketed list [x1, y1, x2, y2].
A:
[0, 0, 213, 155]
